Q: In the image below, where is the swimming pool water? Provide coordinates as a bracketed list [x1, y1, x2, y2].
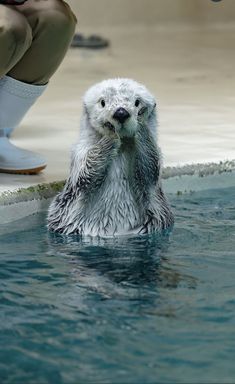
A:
[1, 187, 235, 384]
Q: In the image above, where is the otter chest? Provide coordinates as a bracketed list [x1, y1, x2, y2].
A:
[87, 154, 141, 234]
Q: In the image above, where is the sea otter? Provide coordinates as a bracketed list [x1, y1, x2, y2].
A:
[47, 78, 174, 236]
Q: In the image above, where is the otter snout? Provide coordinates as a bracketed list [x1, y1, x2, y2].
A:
[113, 107, 130, 124]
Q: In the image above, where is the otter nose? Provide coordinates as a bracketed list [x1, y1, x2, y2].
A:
[113, 107, 130, 124]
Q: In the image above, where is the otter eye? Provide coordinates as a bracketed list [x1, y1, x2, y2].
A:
[135, 99, 140, 107]
[100, 99, 105, 108]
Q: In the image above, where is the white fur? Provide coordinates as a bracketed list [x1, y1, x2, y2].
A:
[82, 78, 157, 139]
[47, 78, 173, 237]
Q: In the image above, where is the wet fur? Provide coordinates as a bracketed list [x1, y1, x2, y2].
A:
[47, 79, 174, 236]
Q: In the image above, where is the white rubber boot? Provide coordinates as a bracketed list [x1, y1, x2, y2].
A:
[0, 136, 47, 174]
[0, 76, 47, 174]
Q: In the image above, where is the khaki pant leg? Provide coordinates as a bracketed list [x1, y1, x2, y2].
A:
[0, 5, 32, 78]
[8, 0, 77, 85]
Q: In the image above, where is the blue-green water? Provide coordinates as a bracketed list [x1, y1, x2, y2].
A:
[1, 187, 235, 384]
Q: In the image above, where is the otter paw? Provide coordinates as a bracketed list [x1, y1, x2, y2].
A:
[103, 123, 122, 147]
[104, 122, 116, 135]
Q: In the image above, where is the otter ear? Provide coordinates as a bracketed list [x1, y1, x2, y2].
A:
[147, 102, 156, 120]
[151, 102, 156, 115]
[83, 102, 89, 117]
[147, 102, 157, 137]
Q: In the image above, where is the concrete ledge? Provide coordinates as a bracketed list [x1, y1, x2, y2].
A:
[0, 181, 65, 206]
[163, 160, 235, 194]
[0, 160, 235, 225]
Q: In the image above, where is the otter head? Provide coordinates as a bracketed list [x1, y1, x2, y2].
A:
[83, 78, 157, 139]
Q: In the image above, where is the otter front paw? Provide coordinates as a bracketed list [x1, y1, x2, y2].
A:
[104, 121, 117, 137]
[103, 123, 121, 146]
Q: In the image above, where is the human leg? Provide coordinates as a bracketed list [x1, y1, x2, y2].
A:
[9, 0, 77, 85]
[0, 5, 32, 78]
[0, 1, 76, 174]
[0, 5, 46, 174]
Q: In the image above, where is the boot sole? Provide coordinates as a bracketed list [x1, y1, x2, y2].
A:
[0, 164, 47, 175]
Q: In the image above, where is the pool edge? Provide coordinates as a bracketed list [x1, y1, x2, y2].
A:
[1, 160, 235, 224]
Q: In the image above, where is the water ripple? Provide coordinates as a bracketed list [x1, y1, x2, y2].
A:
[0, 187, 235, 383]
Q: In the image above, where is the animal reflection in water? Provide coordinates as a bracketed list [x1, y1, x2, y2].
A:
[47, 232, 196, 304]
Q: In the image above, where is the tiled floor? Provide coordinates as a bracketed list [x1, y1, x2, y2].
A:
[0, 23, 234, 194]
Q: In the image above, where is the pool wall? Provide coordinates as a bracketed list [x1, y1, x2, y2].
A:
[0, 160, 234, 225]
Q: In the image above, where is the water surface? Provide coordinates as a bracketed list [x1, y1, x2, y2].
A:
[1, 187, 235, 383]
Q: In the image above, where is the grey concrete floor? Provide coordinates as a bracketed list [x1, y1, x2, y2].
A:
[0, 23, 234, 193]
